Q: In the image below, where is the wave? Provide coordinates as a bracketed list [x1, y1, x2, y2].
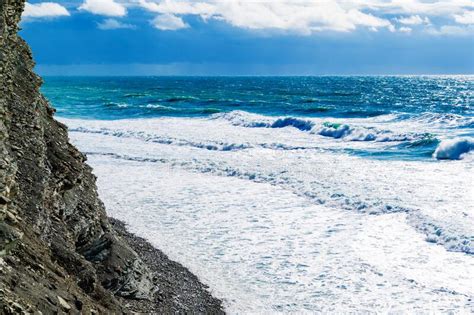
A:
[271, 117, 314, 131]
[312, 123, 382, 141]
[316, 126, 432, 142]
[341, 110, 388, 117]
[391, 137, 440, 158]
[214, 111, 431, 143]
[69, 126, 251, 152]
[123, 93, 149, 98]
[64, 115, 472, 254]
[433, 138, 474, 160]
[408, 212, 473, 255]
[84, 149, 409, 216]
[101, 102, 223, 115]
[163, 96, 199, 103]
[69, 124, 332, 152]
[105, 102, 129, 108]
[396, 112, 474, 129]
[141, 104, 176, 110]
[400, 137, 440, 148]
[213, 111, 274, 128]
[85, 148, 472, 255]
[197, 108, 222, 114]
[294, 106, 331, 114]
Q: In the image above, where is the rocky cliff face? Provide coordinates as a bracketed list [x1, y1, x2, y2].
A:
[0, 1, 156, 313]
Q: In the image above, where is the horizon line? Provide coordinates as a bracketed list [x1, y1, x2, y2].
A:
[40, 74, 474, 77]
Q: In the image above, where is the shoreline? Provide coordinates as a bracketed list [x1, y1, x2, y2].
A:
[109, 218, 225, 314]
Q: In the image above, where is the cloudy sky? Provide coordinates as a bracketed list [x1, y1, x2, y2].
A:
[21, 0, 474, 75]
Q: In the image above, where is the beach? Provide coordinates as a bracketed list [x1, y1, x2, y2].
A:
[110, 218, 223, 313]
[49, 76, 473, 312]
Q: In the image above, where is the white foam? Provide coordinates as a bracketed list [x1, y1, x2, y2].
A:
[89, 155, 473, 313]
[59, 114, 474, 312]
[142, 104, 176, 110]
[214, 110, 435, 143]
[411, 113, 474, 129]
[434, 138, 474, 160]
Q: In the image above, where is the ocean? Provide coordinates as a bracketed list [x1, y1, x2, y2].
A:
[43, 76, 473, 312]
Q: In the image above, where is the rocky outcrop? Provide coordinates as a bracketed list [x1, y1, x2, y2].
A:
[0, 1, 156, 313]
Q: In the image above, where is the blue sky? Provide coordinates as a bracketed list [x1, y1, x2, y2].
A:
[21, 0, 474, 75]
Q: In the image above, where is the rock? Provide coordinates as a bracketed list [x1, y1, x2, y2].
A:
[0, 1, 223, 314]
[57, 296, 71, 311]
[5, 211, 17, 224]
[0, 0, 154, 313]
[0, 195, 10, 204]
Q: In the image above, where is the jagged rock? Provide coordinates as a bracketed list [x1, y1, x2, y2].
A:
[57, 296, 71, 311]
[0, 1, 224, 314]
[0, 0, 155, 312]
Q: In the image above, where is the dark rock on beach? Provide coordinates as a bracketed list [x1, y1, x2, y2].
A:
[110, 218, 224, 314]
[0, 0, 223, 313]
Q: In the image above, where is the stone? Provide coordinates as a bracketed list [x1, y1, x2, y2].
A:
[0, 195, 10, 204]
[57, 296, 71, 311]
[0, 1, 223, 314]
[0, 0, 153, 312]
[5, 211, 17, 223]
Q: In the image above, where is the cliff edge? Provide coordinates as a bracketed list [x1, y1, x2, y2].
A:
[0, 1, 222, 313]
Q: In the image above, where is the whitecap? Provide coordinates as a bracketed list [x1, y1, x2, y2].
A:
[433, 138, 474, 160]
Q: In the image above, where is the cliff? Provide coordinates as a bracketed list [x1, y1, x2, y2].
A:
[0, 1, 222, 313]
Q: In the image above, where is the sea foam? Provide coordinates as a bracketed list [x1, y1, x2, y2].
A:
[214, 111, 433, 143]
[433, 138, 474, 160]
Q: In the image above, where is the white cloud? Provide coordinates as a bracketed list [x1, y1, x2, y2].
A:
[134, 0, 474, 34]
[97, 18, 136, 30]
[22, 2, 70, 19]
[397, 15, 430, 25]
[138, 0, 215, 17]
[363, 0, 473, 16]
[152, 13, 189, 30]
[426, 25, 473, 36]
[453, 11, 474, 24]
[138, 0, 395, 33]
[79, 0, 127, 17]
[399, 26, 412, 33]
[26, 0, 474, 36]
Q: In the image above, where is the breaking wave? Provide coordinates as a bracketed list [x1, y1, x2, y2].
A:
[434, 138, 474, 160]
[213, 111, 435, 143]
[69, 126, 252, 152]
[407, 113, 474, 129]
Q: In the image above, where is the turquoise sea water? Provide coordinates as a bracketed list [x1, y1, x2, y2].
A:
[43, 76, 473, 119]
[43, 76, 473, 160]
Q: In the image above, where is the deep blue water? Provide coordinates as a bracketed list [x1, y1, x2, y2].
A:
[42, 76, 473, 120]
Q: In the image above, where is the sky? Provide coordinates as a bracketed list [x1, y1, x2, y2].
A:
[20, 0, 474, 76]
